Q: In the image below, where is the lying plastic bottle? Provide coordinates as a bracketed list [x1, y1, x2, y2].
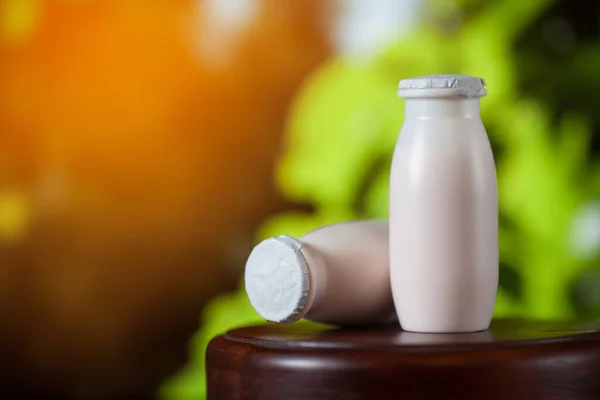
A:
[245, 220, 394, 325]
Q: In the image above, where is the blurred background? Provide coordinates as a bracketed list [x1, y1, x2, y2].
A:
[0, 0, 599, 398]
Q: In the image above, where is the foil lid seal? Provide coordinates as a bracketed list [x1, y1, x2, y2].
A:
[245, 235, 310, 324]
[398, 74, 487, 98]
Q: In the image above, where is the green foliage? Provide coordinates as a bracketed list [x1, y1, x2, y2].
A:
[161, 0, 600, 398]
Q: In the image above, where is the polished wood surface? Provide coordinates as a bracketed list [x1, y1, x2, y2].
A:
[207, 319, 600, 399]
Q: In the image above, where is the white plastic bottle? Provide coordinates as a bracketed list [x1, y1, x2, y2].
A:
[245, 220, 395, 326]
[390, 75, 498, 333]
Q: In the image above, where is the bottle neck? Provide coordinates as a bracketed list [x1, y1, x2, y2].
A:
[299, 244, 327, 317]
[404, 97, 481, 119]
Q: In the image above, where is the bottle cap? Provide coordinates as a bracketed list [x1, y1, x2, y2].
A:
[245, 235, 310, 323]
[398, 74, 487, 98]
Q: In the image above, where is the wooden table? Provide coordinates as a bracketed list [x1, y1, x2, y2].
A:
[207, 319, 600, 399]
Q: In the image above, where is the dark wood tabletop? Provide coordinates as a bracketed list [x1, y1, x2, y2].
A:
[207, 318, 600, 400]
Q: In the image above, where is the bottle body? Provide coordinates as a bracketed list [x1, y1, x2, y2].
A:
[390, 95, 498, 332]
[300, 220, 394, 325]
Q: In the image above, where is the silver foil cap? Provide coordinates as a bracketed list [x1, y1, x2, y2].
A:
[398, 74, 487, 98]
[245, 235, 310, 323]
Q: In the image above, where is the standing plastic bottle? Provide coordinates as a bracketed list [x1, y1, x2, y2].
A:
[390, 75, 498, 333]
